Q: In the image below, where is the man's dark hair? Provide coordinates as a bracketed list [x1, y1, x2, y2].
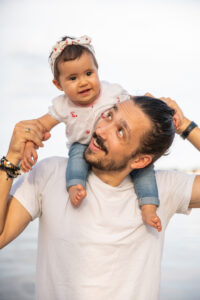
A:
[132, 96, 175, 165]
[50, 36, 98, 81]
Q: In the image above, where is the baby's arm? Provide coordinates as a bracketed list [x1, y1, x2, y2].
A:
[21, 114, 59, 172]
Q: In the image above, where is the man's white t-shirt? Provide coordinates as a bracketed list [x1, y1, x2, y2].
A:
[11, 157, 195, 300]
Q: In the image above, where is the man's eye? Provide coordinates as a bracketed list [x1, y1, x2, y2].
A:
[70, 76, 76, 81]
[106, 113, 112, 120]
[86, 71, 92, 76]
[118, 128, 124, 137]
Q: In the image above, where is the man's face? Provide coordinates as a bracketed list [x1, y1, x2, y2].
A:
[84, 100, 152, 172]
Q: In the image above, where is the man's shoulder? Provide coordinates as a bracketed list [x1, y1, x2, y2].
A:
[37, 155, 67, 165]
[155, 169, 195, 181]
[155, 169, 195, 198]
[32, 156, 67, 180]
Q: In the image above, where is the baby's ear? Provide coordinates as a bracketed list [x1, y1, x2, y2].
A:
[52, 79, 63, 91]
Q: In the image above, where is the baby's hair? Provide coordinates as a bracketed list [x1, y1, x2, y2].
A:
[50, 36, 98, 81]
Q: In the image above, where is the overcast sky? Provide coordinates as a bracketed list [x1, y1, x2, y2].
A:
[1, 0, 200, 170]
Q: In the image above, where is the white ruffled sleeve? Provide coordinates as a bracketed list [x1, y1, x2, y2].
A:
[48, 95, 70, 123]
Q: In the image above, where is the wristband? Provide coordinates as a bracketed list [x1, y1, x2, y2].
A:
[181, 121, 197, 140]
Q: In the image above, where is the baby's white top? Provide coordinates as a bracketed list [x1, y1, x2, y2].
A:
[48, 81, 130, 145]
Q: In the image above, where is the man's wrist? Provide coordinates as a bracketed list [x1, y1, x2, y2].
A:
[5, 153, 21, 167]
[176, 118, 191, 135]
[180, 121, 198, 140]
[0, 156, 21, 179]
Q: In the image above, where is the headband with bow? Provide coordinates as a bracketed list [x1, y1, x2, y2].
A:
[49, 35, 95, 75]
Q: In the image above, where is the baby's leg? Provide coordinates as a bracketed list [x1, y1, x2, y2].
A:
[66, 143, 89, 207]
[131, 165, 162, 232]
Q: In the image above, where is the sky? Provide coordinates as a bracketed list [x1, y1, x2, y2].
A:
[1, 0, 200, 170]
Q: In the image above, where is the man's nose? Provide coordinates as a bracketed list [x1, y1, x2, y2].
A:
[95, 120, 111, 139]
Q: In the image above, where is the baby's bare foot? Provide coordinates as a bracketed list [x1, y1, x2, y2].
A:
[68, 184, 86, 207]
[141, 204, 162, 232]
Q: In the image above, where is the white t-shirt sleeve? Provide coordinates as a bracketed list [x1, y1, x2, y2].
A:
[156, 170, 195, 223]
[48, 94, 69, 123]
[10, 159, 51, 220]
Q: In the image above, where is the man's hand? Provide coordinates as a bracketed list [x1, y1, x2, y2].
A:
[159, 97, 187, 133]
[6, 120, 51, 166]
[145, 93, 200, 151]
[144, 93, 185, 133]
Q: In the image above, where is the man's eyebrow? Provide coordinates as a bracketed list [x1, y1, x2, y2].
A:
[113, 104, 118, 111]
[120, 119, 131, 135]
[112, 104, 131, 136]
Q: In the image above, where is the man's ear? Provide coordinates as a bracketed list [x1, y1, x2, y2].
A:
[130, 154, 152, 170]
[52, 79, 63, 91]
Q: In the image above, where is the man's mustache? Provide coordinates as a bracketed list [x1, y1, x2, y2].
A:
[92, 132, 108, 154]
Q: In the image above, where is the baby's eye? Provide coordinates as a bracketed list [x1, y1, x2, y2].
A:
[70, 76, 76, 81]
[86, 71, 92, 76]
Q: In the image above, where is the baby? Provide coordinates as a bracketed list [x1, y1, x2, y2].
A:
[21, 35, 161, 231]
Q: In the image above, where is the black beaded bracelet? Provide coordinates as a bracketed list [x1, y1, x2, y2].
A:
[0, 156, 21, 179]
[181, 121, 198, 140]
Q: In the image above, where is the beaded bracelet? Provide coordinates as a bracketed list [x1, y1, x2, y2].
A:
[181, 121, 198, 140]
[0, 156, 21, 179]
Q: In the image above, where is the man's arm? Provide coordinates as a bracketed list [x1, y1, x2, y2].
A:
[189, 175, 200, 208]
[159, 97, 200, 150]
[0, 120, 49, 248]
[182, 119, 200, 208]
[160, 97, 200, 208]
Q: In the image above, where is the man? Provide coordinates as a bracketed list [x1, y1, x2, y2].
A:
[0, 96, 200, 300]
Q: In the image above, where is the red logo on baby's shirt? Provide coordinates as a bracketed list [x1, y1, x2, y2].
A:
[85, 130, 90, 134]
[117, 97, 120, 103]
[70, 111, 78, 118]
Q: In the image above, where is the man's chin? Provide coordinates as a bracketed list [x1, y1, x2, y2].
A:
[84, 147, 131, 172]
[84, 146, 93, 164]
[84, 147, 104, 169]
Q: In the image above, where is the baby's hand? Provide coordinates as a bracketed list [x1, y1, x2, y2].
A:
[21, 141, 38, 172]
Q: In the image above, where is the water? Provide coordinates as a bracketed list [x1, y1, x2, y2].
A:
[160, 210, 200, 300]
[0, 221, 38, 300]
[0, 210, 200, 300]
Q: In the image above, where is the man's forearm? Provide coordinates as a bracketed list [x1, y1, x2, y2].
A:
[0, 169, 14, 234]
[180, 119, 200, 208]
[0, 152, 21, 234]
[0, 120, 46, 235]
[162, 98, 200, 151]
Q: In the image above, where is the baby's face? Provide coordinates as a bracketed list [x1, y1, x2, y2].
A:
[54, 52, 100, 106]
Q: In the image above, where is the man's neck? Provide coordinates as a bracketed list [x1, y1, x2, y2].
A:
[91, 167, 130, 187]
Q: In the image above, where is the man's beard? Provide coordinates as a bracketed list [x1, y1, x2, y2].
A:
[84, 133, 134, 171]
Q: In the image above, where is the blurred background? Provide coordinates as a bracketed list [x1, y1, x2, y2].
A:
[0, 0, 200, 299]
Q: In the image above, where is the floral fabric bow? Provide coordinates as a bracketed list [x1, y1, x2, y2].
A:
[49, 35, 95, 75]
